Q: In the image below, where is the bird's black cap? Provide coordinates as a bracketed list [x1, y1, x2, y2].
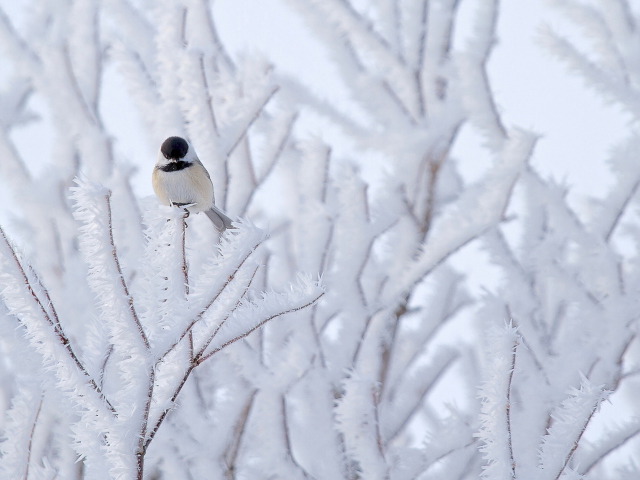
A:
[161, 136, 189, 160]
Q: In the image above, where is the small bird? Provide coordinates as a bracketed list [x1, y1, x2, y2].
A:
[152, 136, 234, 231]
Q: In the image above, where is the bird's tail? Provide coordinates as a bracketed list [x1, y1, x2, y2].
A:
[205, 205, 235, 232]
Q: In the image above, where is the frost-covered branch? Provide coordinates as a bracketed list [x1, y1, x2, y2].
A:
[476, 324, 518, 479]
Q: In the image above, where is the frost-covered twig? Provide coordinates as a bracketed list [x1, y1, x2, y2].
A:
[199, 287, 324, 363]
[156, 236, 265, 361]
[476, 323, 518, 479]
[0, 226, 116, 415]
[180, 213, 189, 296]
[223, 389, 257, 478]
[104, 191, 149, 350]
[538, 377, 608, 480]
[572, 417, 640, 476]
[23, 393, 42, 480]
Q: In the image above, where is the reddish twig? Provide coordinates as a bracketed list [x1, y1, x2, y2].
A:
[105, 192, 149, 350]
[0, 227, 116, 415]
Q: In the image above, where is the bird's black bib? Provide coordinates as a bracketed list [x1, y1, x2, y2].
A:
[158, 161, 191, 172]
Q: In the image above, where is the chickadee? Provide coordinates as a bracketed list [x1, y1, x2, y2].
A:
[152, 136, 234, 231]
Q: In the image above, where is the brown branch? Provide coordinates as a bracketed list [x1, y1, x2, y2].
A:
[181, 214, 189, 296]
[385, 352, 459, 445]
[553, 398, 602, 480]
[99, 344, 114, 389]
[144, 365, 194, 450]
[239, 111, 297, 216]
[415, 439, 478, 479]
[105, 192, 149, 350]
[198, 0, 235, 72]
[506, 308, 551, 387]
[195, 265, 260, 359]
[506, 338, 517, 479]
[198, 292, 325, 364]
[199, 53, 219, 137]
[372, 387, 385, 459]
[605, 177, 640, 242]
[225, 85, 279, 159]
[337, 0, 406, 67]
[580, 423, 640, 476]
[321, 146, 332, 204]
[157, 238, 264, 362]
[382, 79, 417, 125]
[24, 393, 44, 480]
[0, 226, 116, 415]
[387, 281, 470, 399]
[137, 366, 156, 478]
[224, 389, 257, 479]
[309, 302, 328, 369]
[282, 394, 315, 479]
[62, 42, 99, 127]
[414, 0, 428, 117]
[146, 287, 321, 452]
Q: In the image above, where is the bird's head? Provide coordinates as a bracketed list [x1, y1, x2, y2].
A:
[157, 136, 198, 166]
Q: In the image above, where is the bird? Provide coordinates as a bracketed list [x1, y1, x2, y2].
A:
[152, 136, 234, 231]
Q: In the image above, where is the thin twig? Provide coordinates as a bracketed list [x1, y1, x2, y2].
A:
[385, 353, 459, 445]
[240, 111, 297, 216]
[62, 42, 99, 127]
[195, 265, 260, 359]
[181, 214, 189, 296]
[137, 366, 156, 477]
[157, 239, 264, 361]
[225, 86, 279, 159]
[282, 394, 315, 479]
[337, 0, 405, 65]
[382, 79, 417, 125]
[415, 0, 428, 117]
[0, 227, 116, 415]
[506, 338, 518, 478]
[24, 394, 44, 480]
[99, 344, 114, 390]
[105, 193, 149, 350]
[199, 53, 219, 137]
[553, 397, 603, 480]
[144, 365, 194, 450]
[198, 292, 325, 364]
[580, 423, 640, 476]
[605, 177, 640, 242]
[414, 439, 477, 479]
[224, 389, 257, 479]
